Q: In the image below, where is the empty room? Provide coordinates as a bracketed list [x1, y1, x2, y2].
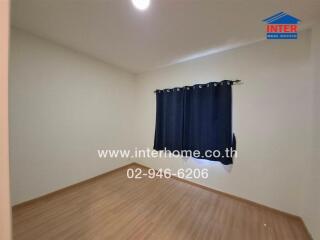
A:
[1, 0, 320, 239]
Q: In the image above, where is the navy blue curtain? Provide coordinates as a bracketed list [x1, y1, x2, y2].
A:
[154, 80, 236, 165]
[154, 88, 184, 152]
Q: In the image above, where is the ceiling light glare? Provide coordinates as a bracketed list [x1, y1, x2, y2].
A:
[131, 0, 150, 11]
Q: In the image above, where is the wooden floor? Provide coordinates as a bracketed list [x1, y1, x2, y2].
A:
[12, 164, 310, 240]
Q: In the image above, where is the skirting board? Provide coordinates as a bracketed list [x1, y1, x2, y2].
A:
[12, 162, 136, 210]
[131, 162, 313, 240]
[12, 161, 313, 239]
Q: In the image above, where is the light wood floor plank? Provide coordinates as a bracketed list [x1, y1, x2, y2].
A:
[12, 165, 311, 240]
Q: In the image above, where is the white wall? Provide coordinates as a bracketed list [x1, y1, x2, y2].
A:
[135, 30, 313, 216]
[9, 28, 136, 205]
[10, 26, 319, 238]
[302, 22, 320, 240]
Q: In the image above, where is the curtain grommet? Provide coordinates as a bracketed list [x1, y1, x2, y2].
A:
[154, 80, 235, 165]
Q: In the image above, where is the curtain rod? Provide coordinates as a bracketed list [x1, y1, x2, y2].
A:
[153, 79, 242, 93]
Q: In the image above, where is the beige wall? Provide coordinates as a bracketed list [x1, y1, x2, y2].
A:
[0, 0, 12, 239]
[9, 28, 136, 205]
[301, 22, 320, 240]
[135, 30, 313, 216]
[9, 22, 319, 239]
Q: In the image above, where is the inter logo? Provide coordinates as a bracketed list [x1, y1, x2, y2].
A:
[263, 12, 301, 40]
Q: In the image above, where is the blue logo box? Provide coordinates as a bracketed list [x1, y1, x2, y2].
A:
[266, 33, 298, 39]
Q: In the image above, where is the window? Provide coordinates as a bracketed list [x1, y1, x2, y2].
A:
[154, 80, 236, 165]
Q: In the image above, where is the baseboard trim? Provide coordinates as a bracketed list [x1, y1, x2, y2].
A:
[130, 162, 303, 218]
[298, 218, 314, 240]
[131, 162, 313, 238]
[12, 161, 313, 239]
[12, 162, 135, 210]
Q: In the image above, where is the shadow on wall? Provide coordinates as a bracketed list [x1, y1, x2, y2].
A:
[182, 157, 233, 173]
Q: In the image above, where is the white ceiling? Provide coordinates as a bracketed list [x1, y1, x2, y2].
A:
[11, 0, 320, 74]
